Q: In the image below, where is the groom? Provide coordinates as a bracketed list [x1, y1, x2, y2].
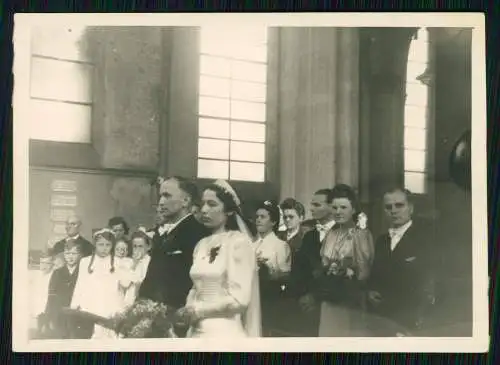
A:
[138, 176, 209, 317]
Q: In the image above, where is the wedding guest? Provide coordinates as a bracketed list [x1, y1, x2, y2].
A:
[176, 180, 261, 338]
[254, 200, 291, 336]
[121, 231, 152, 307]
[51, 215, 93, 257]
[113, 238, 134, 304]
[274, 198, 309, 336]
[31, 252, 54, 338]
[139, 176, 209, 314]
[316, 184, 374, 336]
[70, 229, 128, 339]
[289, 188, 336, 336]
[45, 240, 82, 339]
[278, 198, 307, 262]
[114, 238, 133, 262]
[367, 187, 437, 336]
[108, 216, 130, 242]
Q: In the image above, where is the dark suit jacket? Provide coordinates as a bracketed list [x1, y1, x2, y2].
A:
[51, 236, 93, 257]
[45, 265, 79, 338]
[369, 220, 437, 330]
[138, 215, 209, 309]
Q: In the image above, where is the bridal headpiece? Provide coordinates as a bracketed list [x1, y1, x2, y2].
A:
[213, 179, 241, 207]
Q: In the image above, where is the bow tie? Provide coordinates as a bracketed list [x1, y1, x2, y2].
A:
[316, 224, 328, 232]
[388, 228, 401, 238]
[158, 223, 174, 236]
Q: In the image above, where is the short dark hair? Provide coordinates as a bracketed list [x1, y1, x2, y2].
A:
[256, 200, 281, 232]
[169, 176, 200, 207]
[280, 198, 306, 218]
[384, 187, 415, 205]
[203, 183, 241, 231]
[108, 216, 130, 235]
[330, 184, 360, 214]
[314, 188, 333, 203]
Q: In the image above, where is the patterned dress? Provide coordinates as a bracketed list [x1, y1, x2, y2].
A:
[317, 224, 374, 336]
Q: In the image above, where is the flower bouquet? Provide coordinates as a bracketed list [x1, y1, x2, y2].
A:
[316, 256, 358, 303]
[109, 299, 177, 338]
[63, 299, 178, 338]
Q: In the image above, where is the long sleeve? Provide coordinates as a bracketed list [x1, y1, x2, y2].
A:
[353, 229, 375, 281]
[275, 240, 291, 274]
[185, 242, 203, 307]
[191, 234, 256, 318]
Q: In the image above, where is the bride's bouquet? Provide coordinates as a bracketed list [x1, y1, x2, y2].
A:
[64, 299, 177, 338]
[109, 299, 177, 338]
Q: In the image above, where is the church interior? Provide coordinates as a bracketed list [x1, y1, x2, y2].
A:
[26, 26, 472, 336]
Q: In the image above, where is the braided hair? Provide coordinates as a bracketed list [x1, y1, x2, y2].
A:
[88, 229, 116, 274]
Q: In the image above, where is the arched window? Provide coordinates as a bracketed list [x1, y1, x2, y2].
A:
[404, 28, 431, 194]
[196, 26, 268, 182]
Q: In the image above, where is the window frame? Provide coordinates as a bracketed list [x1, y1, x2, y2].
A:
[195, 26, 273, 183]
[403, 27, 435, 196]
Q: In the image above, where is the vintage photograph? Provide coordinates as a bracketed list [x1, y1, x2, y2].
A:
[12, 14, 488, 352]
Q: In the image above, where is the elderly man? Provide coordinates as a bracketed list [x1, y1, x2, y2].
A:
[50, 215, 93, 258]
[367, 187, 437, 336]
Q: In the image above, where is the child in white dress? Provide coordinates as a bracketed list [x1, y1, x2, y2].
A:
[71, 229, 128, 339]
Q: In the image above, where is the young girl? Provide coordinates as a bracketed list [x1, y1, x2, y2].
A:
[120, 232, 152, 307]
[70, 229, 128, 339]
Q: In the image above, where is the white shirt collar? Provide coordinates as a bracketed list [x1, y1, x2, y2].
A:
[159, 214, 192, 236]
[287, 227, 300, 240]
[388, 220, 413, 251]
[389, 220, 413, 237]
[66, 234, 80, 241]
[316, 219, 336, 231]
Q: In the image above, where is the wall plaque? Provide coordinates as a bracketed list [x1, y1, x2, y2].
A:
[50, 208, 75, 222]
[50, 195, 77, 207]
[51, 179, 78, 192]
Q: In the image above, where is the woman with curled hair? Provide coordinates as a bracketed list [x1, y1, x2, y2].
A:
[175, 180, 261, 338]
[315, 184, 375, 336]
[70, 229, 129, 339]
[253, 200, 291, 336]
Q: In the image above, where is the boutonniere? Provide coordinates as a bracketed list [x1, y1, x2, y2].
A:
[405, 256, 417, 263]
[209, 246, 221, 264]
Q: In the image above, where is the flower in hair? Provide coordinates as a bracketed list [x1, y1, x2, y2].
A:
[357, 212, 368, 230]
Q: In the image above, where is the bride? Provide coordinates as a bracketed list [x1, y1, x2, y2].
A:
[175, 180, 261, 338]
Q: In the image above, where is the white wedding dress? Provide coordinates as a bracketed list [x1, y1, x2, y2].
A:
[185, 231, 261, 338]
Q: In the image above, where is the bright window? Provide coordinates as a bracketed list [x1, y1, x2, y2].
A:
[196, 27, 268, 182]
[29, 26, 93, 143]
[404, 28, 430, 194]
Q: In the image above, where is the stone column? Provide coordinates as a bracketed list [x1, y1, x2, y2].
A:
[88, 27, 163, 171]
[278, 27, 360, 211]
[335, 28, 360, 189]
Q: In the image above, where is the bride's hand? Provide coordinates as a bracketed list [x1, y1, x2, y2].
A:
[175, 306, 199, 325]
